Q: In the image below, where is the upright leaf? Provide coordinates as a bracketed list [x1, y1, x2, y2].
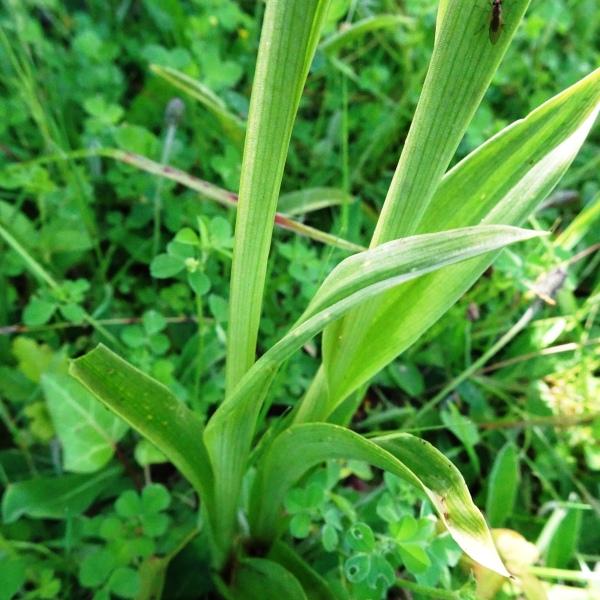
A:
[374, 0, 531, 243]
[226, 0, 331, 394]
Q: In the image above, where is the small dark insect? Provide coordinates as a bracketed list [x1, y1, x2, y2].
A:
[489, 0, 504, 44]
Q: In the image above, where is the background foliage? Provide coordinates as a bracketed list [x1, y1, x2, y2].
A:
[0, 0, 599, 598]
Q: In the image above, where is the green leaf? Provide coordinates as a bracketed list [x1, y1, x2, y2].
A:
[150, 254, 184, 278]
[42, 373, 128, 473]
[344, 554, 370, 583]
[0, 556, 26, 600]
[108, 566, 140, 599]
[68, 345, 214, 519]
[346, 523, 375, 553]
[313, 68, 600, 419]
[141, 484, 170, 513]
[80, 548, 118, 588]
[2, 467, 121, 523]
[225, 0, 331, 394]
[486, 442, 520, 527]
[320, 14, 413, 55]
[249, 424, 509, 577]
[115, 490, 142, 518]
[267, 541, 336, 600]
[545, 508, 582, 568]
[230, 559, 308, 600]
[397, 542, 431, 574]
[23, 297, 57, 326]
[206, 225, 539, 556]
[187, 270, 211, 296]
[374, 0, 531, 243]
[278, 187, 355, 216]
[290, 513, 311, 539]
[142, 310, 167, 335]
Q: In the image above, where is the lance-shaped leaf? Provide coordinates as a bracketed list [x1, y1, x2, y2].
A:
[373, 0, 531, 243]
[249, 424, 509, 577]
[204, 225, 540, 557]
[226, 0, 331, 394]
[310, 68, 600, 421]
[69, 345, 213, 515]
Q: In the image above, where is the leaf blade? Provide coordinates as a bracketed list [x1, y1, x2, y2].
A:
[249, 424, 509, 577]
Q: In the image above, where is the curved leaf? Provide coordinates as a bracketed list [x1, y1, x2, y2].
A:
[249, 424, 509, 577]
[320, 14, 414, 55]
[150, 64, 245, 147]
[2, 467, 121, 523]
[278, 187, 355, 216]
[69, 345, 213, 512]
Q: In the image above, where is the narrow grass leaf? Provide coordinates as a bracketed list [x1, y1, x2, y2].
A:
[320, 14, 414, 55]
[278, 187, 355, 216]
[249, 424, 509, 577]
[486, 442, 520, 527]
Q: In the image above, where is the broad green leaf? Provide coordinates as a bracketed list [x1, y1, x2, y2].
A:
[42, 373, 128, 473]
[68, 345, 213, 516]
[486, 442, 520, 527]
[278, 187, 355, 216]
[249, 424, 509, 577]
[230, 558, 308, 600]
[226, 0, 331, 394]
[205, 225, 538, 561]
[313, 68, 600, 419]
[150, 64, 245, 147]
[320, 14, 413, 55]
[2, 467, 121, 523]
